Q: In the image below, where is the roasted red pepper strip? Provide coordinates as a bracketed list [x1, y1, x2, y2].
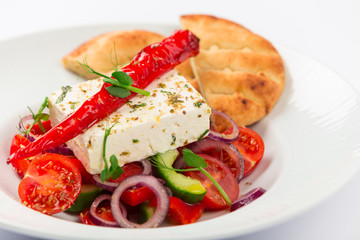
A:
[9, 30, 199, 162]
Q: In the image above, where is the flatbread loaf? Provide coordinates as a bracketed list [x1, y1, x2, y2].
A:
[180, 14, 285, 126]
[62, 30, 165, 79]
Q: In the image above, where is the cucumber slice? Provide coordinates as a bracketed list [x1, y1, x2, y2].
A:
[139, 201, 156, 223]
[154, 149, 206, 203]
[66, 184, 106, 212]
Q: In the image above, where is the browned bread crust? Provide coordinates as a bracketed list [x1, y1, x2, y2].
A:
[180, 14, 285, 126]
[62, 30, 165, 79]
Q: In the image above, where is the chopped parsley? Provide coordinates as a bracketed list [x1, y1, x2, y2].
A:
[56, 86, 72, 104]
[194, 101, 203, 108]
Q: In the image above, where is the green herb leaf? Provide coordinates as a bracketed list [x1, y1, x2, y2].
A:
[100, 123, 124, 182]
[182, 148, 207, 168]
[78, 59, 150, 98]
[109, 154, 124, 180]
[197, 129, 210, 141]
[105, 86, 131, 98]
[112, 71, 133, 86]
[20, 97, 49, 135]
[56, 86, 72, 104]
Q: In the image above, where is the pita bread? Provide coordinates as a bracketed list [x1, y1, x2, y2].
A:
[180, 14, 285, 126]
[62, 30, 165, 79]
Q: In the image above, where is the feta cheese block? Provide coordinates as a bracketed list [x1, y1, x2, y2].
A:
[48, 70, 211, 174]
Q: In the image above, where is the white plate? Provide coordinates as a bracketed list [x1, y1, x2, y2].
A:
[0, 24, 360, 240]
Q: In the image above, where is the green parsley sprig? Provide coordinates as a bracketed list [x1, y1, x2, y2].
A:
[100, 123, 124, 182]
[151, 148, 232, 206]
[19, 97, 49, 135]
[78, 58, 150, 98]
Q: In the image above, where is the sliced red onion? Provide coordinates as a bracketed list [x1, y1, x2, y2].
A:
[111, 175, 169, 228]
[45, 146, 74, 156]
[93, 175, 119, 192]
[209, 110, 239, 143]
[139, 159, 152, 175]
[93, 160, 152, 192]
[173, 156, 186, 169]
[89, 194, 121, 227]
[230, 187, 266, 212]
[18, 115, 37, 142]
[188, 138, 245, 181]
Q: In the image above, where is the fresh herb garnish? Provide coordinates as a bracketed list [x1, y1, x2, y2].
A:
[70, 101, 79, 110]
[19, 97, 49, 135]
[100, 123, 124, 182]
[171, 135, 176, 145]
[160, 90, 174, 95]
[151, 148, 232, 206]
[197, 129, 210, 141]
[128, 102, 147, 113]
[56, 86, 72, 104]
[78, 58, 150, 98]
[132, 139, 139, 143]
[193, 101, 203, 108]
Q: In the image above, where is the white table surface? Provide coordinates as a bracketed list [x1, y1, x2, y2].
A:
[1, 0, 359, 239]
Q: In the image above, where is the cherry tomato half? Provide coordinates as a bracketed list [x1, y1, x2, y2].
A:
[18, 153, 82, 215]
[9, 134, 31, 178]
[185, 154, 239, 210]
[232, 127, 265, 177]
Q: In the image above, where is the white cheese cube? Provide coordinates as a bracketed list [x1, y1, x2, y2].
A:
[48, 70, 211, 174]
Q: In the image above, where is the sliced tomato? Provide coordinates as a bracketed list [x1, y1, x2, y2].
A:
[185, 154, 239, 210]
[70, 157, 95, 184]
[167, 196, 204, 225]
[9, 134, 32, 178]
[18, 153, 82, 215]
[232, 127, 265, 177]
[79, 209, 95, 225]
[121, 186, 155, 206]
[109, 162, 143, 183]
[79, 201, 116, 226]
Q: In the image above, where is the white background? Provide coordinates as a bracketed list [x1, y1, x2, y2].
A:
[0, 0, 359, 239]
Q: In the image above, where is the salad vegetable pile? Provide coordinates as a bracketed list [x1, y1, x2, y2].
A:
[7, 29, 266, 228]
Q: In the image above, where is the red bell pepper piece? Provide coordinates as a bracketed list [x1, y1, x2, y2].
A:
[121, 186, 155, 206]
[9, 30, 199, 162]
[166, 196, 205, 225]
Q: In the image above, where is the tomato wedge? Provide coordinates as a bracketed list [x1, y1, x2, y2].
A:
[79, 209, 95, 225]
[167, 196, 204, 225]
[9, 134, 32, 178]
[232, 127, 265, 177]
[18, 153, 82, 215]
[109, 162, 143, 183]
[79, 203, 116, 226]
[185, 154, 239, 210]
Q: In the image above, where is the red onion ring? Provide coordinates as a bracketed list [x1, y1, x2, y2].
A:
[111, 175, 169, 228]
[89, 194, 121, 227]
[230, 187, 266, 212]
[93, 159, 152, 192]
[188, 138, 245, 181]
[18, 115, 37, 142]
[45, 145, 74, 156]
[209, 110, 239, 143]
[140, 159, 152, 175]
